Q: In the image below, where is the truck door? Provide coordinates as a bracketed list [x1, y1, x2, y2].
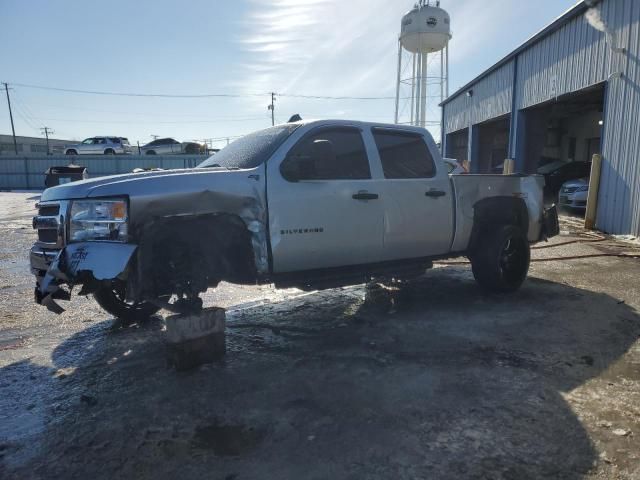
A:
[267, 126, 384, 273]
[369, 128, 454, 260]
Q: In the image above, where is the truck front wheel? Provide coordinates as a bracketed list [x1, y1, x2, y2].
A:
[94, 283, 161, 324]
[471, 225, 530, 293]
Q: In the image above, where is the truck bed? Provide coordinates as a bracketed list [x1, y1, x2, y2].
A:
[449, 174, 546, 253]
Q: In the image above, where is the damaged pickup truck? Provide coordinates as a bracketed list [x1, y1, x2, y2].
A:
[31, 120, 559, 322]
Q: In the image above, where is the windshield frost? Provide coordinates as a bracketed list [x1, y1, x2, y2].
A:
[198, 124, 300, 169]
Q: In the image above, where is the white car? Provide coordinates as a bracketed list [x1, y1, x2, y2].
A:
[140, 138, 202, 155]
[559, 178, 589, 210]
[64, 137, 132, 155]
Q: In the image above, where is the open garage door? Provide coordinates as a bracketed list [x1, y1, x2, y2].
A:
[518, 84, 604, 171]
[445, 128, 468, 165]
[475, 115, 510, 173]
[517, 84, 604, 213]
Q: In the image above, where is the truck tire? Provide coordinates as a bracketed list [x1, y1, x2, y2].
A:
[94, 285, 161, 324]
[66, 149, 77, 155]
[471, 225, 530, 293]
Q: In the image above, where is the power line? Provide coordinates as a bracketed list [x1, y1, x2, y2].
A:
[29, 116, 273, 125]
[21, 100, 272, 120]
[277, 93, 397, 100]
[11, 101, 41, 133]
[10, 91, 44, 132]
[8, 82, 266, 99]
[6, 81, 399, 101]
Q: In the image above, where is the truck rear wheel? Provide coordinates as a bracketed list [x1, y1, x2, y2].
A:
[94, 283, 161, 324]
[471, 225, 530, 293]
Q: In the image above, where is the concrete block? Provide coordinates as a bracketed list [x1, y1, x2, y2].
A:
[165, 307, 226, 371]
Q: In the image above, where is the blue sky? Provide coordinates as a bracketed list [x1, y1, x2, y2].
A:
[1, 0, 577, 148]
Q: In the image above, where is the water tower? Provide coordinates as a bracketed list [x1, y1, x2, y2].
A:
[394, 0, 451, 132]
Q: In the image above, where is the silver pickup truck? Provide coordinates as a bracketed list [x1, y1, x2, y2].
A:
[31, 120, 559, 321]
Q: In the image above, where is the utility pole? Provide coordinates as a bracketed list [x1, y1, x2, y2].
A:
[40, 127, 53, 155]
[3, 83, 18, 155]
[268, 92, 276, 126]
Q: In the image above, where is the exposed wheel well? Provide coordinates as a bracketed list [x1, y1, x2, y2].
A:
[131, 214, 257, 301]
[467, 196, 529, 256]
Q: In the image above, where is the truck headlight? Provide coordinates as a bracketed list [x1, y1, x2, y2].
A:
[69, 199, 128, 242]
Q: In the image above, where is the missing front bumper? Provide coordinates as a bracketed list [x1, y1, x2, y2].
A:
[33, 242, 138, 314]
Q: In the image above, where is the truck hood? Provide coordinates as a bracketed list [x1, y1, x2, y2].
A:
[40, 167, 235, 201]
[40, 166, 271, 274]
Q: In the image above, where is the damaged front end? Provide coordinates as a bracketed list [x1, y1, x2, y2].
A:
[31, 172, 269, 316]
[32, 198, 137, 314]
[34, 242, 137, 314]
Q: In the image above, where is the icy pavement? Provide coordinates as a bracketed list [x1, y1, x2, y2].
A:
[1, 192, 640, 479]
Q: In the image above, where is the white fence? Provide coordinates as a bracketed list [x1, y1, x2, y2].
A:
[0, 155, 208, 190]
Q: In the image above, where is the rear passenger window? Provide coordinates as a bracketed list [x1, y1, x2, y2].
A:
[283, 128, 371, 180]
[372, 130, 436, 179]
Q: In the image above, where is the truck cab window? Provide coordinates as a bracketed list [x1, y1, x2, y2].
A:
[282, 128, 371, 181]
[372, 129, 436, 179]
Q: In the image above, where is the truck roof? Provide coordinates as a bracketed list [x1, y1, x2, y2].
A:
[289, 119, 430, 135]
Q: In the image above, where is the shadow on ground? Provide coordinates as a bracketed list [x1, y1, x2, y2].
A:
[1, 267, 639, 479]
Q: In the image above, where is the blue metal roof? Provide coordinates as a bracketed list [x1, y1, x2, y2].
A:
[442, 1, 590, 106]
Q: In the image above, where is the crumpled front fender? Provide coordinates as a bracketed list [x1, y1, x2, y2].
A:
[38, 242, 138, 314]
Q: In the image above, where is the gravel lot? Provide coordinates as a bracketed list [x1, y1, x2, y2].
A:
[1, 191, 639, 479]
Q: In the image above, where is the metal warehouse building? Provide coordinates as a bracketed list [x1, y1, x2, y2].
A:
[441, 0, 640, 236]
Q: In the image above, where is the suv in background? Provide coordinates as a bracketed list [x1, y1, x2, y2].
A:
[65, 137, 132, 155]
[140, 138, 202, 155]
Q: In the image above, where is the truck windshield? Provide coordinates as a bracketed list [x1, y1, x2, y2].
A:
[198, 124, 301, 169]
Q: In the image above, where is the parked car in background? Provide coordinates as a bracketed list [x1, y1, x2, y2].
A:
[558, 178, 589, 210]
[443, 158, 467, 174]
[65, 137, 132, 155]
[538, 160, 591, 202]
[140, 138, 202, 155]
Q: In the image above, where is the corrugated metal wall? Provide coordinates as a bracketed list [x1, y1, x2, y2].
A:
[597, 0, 640, 236]
[471, 61, 514, 125]
[444, 60, 514, 135]
[442, 0, 640, 236]
[0, 155, 205, 190]
[443, 92, 471, 135]
[514, 11, 610, 109]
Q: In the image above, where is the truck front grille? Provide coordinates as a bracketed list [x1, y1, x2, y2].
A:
[38, 204, 60, 216]
[37, 229, 58, 243]
[33, 201, 65, 248]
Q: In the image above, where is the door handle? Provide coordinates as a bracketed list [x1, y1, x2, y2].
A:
[425, 190, 447, 198]
[352, 192, 379, 201]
